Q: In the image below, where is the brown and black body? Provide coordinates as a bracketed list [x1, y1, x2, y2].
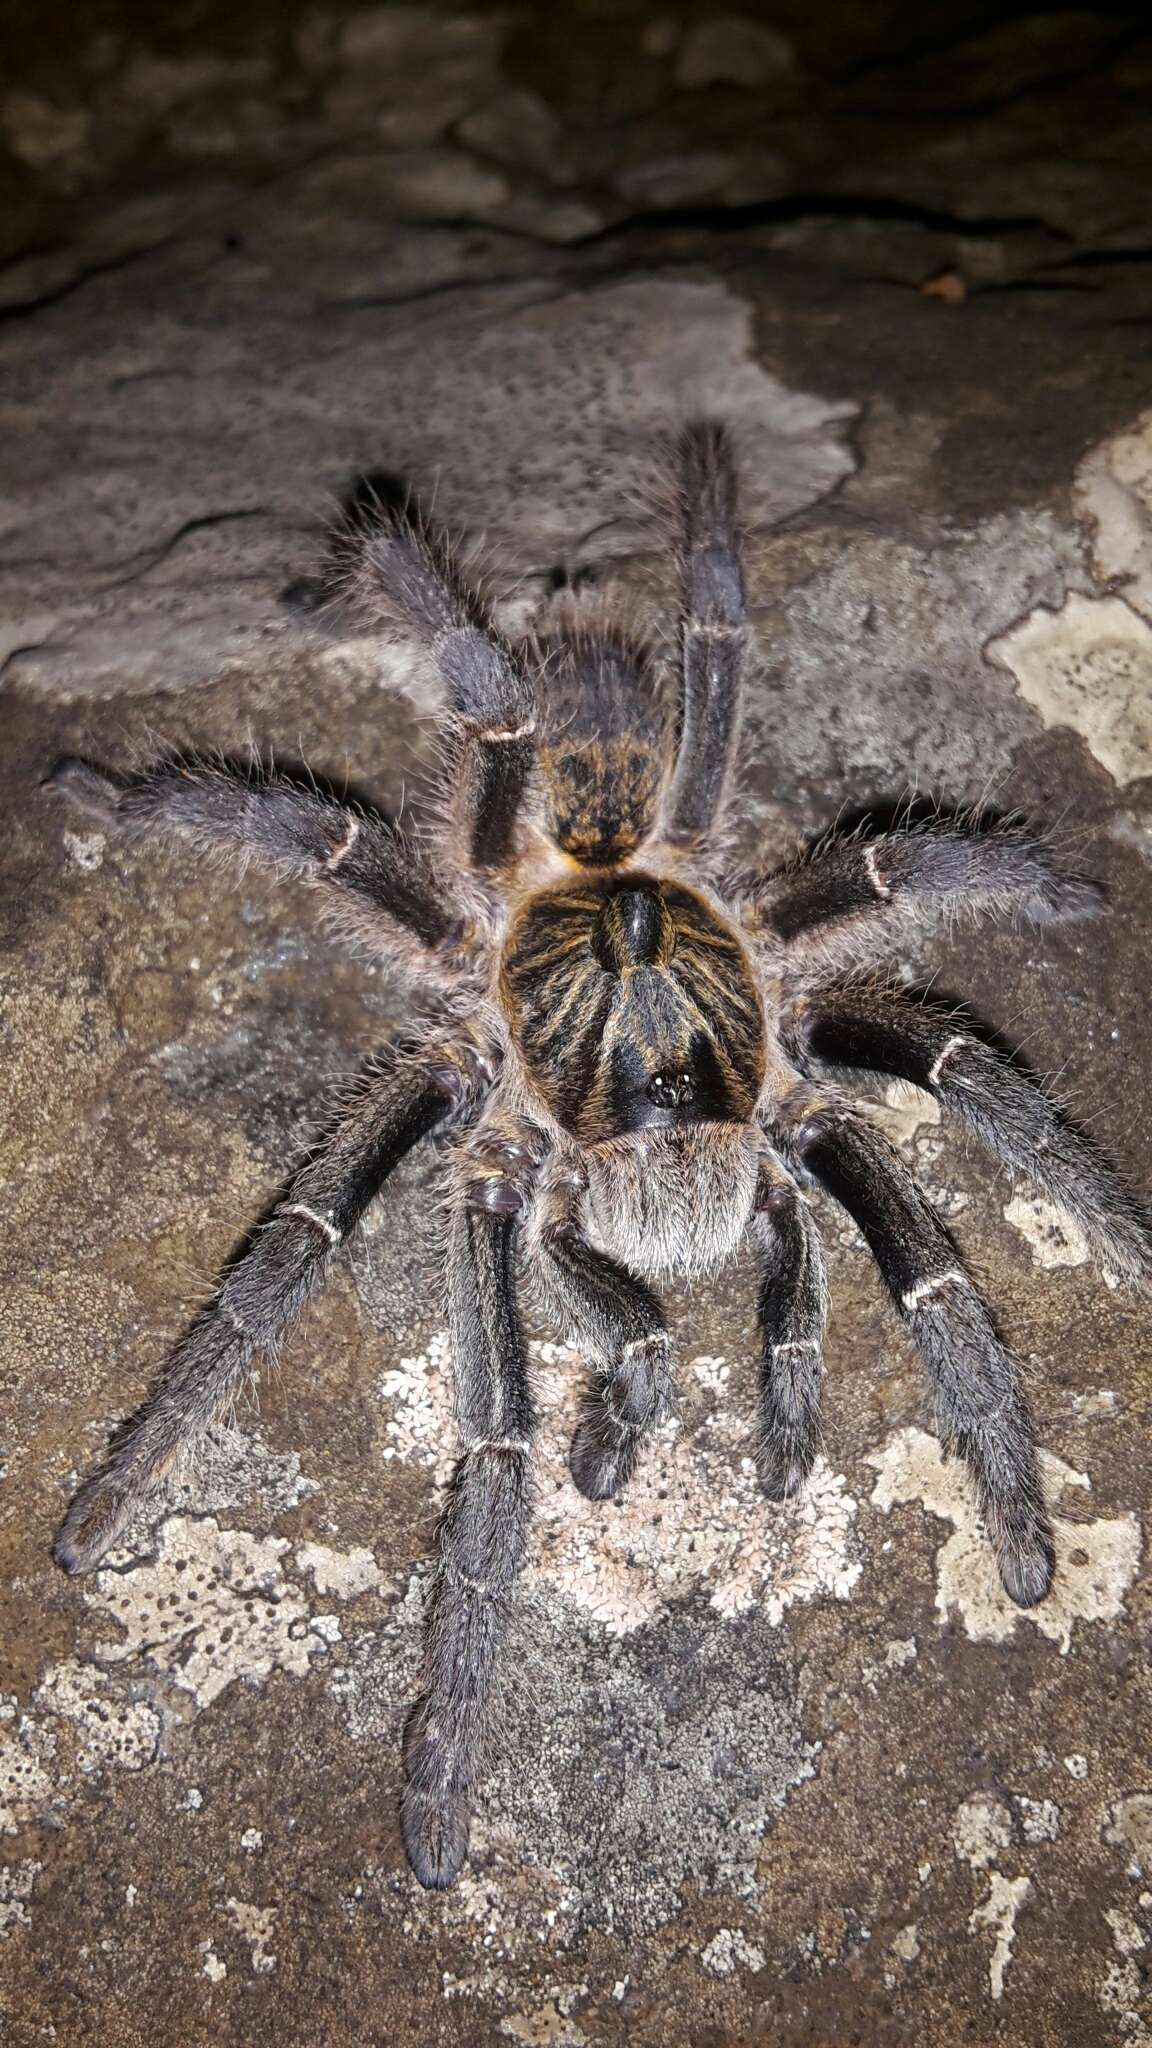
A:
[47, 421, 1152, 1897]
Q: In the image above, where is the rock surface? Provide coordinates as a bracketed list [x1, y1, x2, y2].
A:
[3, 6, 1152, 2045]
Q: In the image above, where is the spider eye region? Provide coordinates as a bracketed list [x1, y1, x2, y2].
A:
[647, 1069, 695, 1109]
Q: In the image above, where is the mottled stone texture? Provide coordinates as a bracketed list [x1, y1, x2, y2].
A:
[3, 5, 1152, 2045]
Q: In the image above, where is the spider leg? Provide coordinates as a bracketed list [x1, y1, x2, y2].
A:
[754, 819, 1101, 970]
[789, 981, 1152, 1285]
[752, 1159, 828, 1499]
[535, 1165, 670, 1500]
[402, 1130, 539, 1890]
[339, 500, 535, 874]
[45, 754, 464, 976]
[782, 1103, 1054, 1607]
[54, 1044, 486, 1576]
[663, 420, 748, 852]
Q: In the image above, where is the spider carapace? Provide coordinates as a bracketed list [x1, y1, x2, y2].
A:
[48, 422, 1151, 1891]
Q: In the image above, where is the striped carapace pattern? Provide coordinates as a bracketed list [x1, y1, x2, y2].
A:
[501, 872, 766, 1142]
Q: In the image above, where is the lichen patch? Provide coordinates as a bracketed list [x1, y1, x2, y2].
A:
[1104, 1794, 1152, 1875]
[34, 1657, 162, 1773]
[87, 1516, 327, 1707]
[866, 1081, 941, 1149]
[224, 1896, 277, 1973]
[988, 592, 1152, 785]
[699, 1926, 766, 1976]
[378, 1332, 861, 1635]
[0, 1860, 40, 1939]
[0, 1729, 54, 1835]
[1076, 408, 1152, 625]
[294, 1541, 384, 1599]
[952, 1795, 1012, 1871]
[969, 1872, 1031, 2001]
[1003, 1194, 1091, 1269]
[867, 1428, 1141, 1649]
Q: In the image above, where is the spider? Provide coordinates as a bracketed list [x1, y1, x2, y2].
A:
[48, 422, 1150, 1891]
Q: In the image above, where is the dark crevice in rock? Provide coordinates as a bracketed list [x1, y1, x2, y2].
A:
[571, 190, 1078, 250]
[0, 236, 178, 325]
[98, 509, 273, 591]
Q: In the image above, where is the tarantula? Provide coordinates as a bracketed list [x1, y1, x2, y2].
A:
[48, 422, 1149, 1891]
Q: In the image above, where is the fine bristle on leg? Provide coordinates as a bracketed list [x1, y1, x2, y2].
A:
[45, 752, 464, 969]
[402, 1138, 538, 1890]
[663, 420, 748, 851]
[752, 1165, 828, 1499]
[54, 1055, 470, 1575]
[335, 498, 536, 874]
[537, 1167, 671, 1498]
[788, 1105, 1055, 1607]
[755, 818, 1102, 970]
[791, 982, 1152, 1287]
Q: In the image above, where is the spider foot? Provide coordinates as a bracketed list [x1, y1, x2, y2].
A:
[994, 1521, 1057, 1609]
[400, 1783, 471, 1891]
[568, 1411, 637, 1501]
[54, 1474, 134, 1576]
[568, 1335, 670, 1501]
[756, 1436, 816, 1502]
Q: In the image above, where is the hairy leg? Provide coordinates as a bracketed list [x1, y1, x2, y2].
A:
[789, 980, 1152, 1284]
[56, 1045, 484, 1575]
[782, 1103, 1054, 1606]
[753, 818, 1101, 970]
[536, 1164, 670, 1499]
[752, 1160, 828, 1499]
[46, 753, 464, 972]
[337, 498, 535, 873]
[663, 420, 748, 851]
[401, 1128, 539, 1890]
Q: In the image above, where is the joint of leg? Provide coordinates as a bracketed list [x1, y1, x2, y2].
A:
[324, 815, 361, 871]
[621, 1333, 669, 1365]
[428, 1043, 499, 1105]
[684, 621, 743, 643]
[465, 1174, 525, 1217]
[927, 1034, 967, 1087]
[862, 842, 892, 902]
[791, 1106, 852, 1154]
[772, 1339, 819, 1355]
[463, 1437, 531, 1457]
[442, 1564, 496, 1599]
[221, 1300, 248, 1336]
[280, 1202, 342, 1245]
[484, 722, 536, 743]
[902, 1268, 967, 1311]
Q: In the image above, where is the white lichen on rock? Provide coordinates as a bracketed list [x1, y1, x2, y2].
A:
[1076, 408, 1152, 626]
[1105, 1907, 1148, 1957]
[224, 1895, 277, 1974]
[378, 1331, 861, 1635]
[988, 591, 1152, 786]
[294, 1541, 384, 1599]
[969, 1872, 1032, 2001]
[1104, 1794, 1152, 1876]
[699, 1926, 766, 1977]
[1016, 1796, 1061, 1844]
[867, 1427, 1141, 1650]
[34, 1657, 161, 1773]
[1003, 1194, 1091, 1270]
[87, 1516, 327, 1707]
[0, 1859, 40, 1938]
[0, 1728, 54, 1835]
[953, 1795, 1013, 1871]
[865, 1081, 941, 1149]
